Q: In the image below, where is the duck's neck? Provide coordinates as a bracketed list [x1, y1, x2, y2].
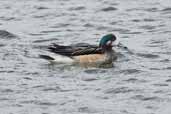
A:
[102, 47, 114, 62]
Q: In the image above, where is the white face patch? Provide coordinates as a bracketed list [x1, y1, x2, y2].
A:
[106, 40, 112, 46]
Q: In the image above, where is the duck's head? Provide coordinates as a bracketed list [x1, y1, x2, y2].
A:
[99, 34, 116, 50]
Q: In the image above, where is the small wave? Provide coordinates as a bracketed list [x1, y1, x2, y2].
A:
[33, 15, 47, 18]
[69, 6, 85, 11]
[23, 77, 32, 80]
[35, 6, 49, 10]
[0, 30, 17, 39]
[131, 18, 155, 22]
[96, 26, 111, 30]
[0, 44, 5, 47]
[1, 89, 14, 93]
[37, 102, 57, 106]
[153, 83, 168, 87]
[123, 31, 142, 34]
[33, 38, 58, 43]
[21, 100, 57, 106]
[84, 69, 106, 74]
[160, 59, 170, 62]
[124, 78, 147, 83]
[143, 18, 155, 22]
[40, 30, 60, 33]
[0, 97, 11, 101]
[123, 78, 138, 83]
[78, 107, 98, 113]
[136, 53, 159, 59]
[145, 8, 158, 12]
[29, 33, 44, 36]
[162, 7, 171, 12]
[0, 17, 16, 21]
[101, 7, 117, 12]
[112, 28, 130, 33]
[166, 67, 171, 70]
[42, 87, 60, 92]
[131, 18, 155, 23]
[83, 23, 94, 27]
[131, 95, 161, 101]
[131, 19, 141, 22]
[161, 7, 171, 14]
[81, 77, 98, 81]
[104, 87, 134, 94]
[50, 23, 70, 28]
[139, 25, 156, 30]
[120, 69, 141, 74]
[166, 79, 171, 82]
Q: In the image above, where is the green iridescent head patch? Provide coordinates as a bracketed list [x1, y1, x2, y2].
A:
[99, 34, 116, 47]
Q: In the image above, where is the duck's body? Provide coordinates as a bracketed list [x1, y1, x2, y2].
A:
[40, 34, 117, 67]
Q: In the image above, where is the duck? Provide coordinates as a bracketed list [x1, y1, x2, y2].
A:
[40, 34, 117, 67]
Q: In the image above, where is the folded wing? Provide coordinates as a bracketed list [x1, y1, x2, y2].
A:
[48, 43, 103, 57]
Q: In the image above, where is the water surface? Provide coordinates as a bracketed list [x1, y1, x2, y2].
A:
[0, 0, 171, 114]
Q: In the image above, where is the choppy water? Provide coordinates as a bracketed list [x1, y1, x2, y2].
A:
[0, 0, 171, 114]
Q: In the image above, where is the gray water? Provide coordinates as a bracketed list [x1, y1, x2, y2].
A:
[0, 0, 171, 114]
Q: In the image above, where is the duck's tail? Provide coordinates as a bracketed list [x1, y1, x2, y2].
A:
[39, 55, 55, 61]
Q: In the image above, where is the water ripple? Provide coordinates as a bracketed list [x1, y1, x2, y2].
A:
[120, 69, 141, 74]
[21, 100, 57, 106]
[33, 38, 58, 43]
[139, 25, 156, 30]
[123, 78, 145, 83]
[101, 7, 117, 12]
[83, 23, 94, 27]
[35, 6, 49, 10]
[161, 7, 171, 12]
[143, 18, 155, 22]
[166, 79, 171, 82]
[0, 30, 17, 39]
[136, 53, 160, 59]
[69, 6, 85, 11]
[153, 83, 169, 87]
[0, 0, 171, 113]
[104, 87, 135, 94]
[1, 89, 14, 93]
[84, 69, 106, 74]
[145, 8, 159, 12]
[131, 95, 161, 101]
[78, 107, 98, 113]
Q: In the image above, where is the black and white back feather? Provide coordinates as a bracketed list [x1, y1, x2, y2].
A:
[47, 43, 103, 57]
